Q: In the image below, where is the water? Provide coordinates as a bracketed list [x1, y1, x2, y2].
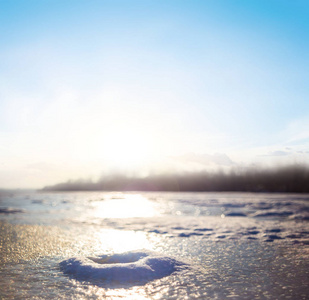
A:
[1, 191, 308, 299]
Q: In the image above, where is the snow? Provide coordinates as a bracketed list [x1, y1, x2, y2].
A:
[60, 250, 189, 286]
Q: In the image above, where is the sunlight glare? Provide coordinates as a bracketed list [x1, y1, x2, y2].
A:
[95, 229, 152, 253]
[103, 129, 156, 169]
[93, 194, 158, 219]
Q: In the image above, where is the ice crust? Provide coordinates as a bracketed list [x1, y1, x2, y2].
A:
[2, 192, 309, 244]
[60, 250, 188, 286]
[0, 207, 25, 214]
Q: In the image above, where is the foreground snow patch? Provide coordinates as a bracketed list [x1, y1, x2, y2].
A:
[60, 250, 189, 285]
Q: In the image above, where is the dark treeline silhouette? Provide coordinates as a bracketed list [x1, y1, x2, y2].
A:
[42, 164, 309, 193]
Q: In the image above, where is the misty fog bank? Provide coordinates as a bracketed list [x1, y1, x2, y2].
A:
[41, 164, 309, 193]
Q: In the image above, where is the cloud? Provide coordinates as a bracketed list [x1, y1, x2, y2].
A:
[172, 152, 235, 167]
[266, 150, 290, 157]
[284, 117, 309, 145]
[258, 147, 309, 158]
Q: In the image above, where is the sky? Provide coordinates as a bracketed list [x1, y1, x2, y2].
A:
[0, 0, 309, 188]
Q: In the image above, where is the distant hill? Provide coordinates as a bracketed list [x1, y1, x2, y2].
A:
[42, 164, 309, 193]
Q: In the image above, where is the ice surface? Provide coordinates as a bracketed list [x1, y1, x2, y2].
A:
[60, 250, 189, 286]
[1, 191, 309, 299]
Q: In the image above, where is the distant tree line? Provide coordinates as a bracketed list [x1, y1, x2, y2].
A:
[42, 164, 309, 193]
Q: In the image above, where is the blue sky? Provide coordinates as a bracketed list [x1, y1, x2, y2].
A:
[0, 0, 309, 188]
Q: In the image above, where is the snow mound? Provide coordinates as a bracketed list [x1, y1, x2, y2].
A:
[60, 250, 189, 286]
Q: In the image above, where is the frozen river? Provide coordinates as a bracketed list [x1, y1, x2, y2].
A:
[1, 191, 308, 299]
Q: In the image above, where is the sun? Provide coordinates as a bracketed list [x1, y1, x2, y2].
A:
[101, 127, 157, 170]
[76, 117, 168, 172]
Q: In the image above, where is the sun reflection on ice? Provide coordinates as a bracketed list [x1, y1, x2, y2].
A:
[84, 194, 162, 254]
[81, 282, 152, 299]
[95, 229, 153, 253]
[93, 194, 158, 219]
